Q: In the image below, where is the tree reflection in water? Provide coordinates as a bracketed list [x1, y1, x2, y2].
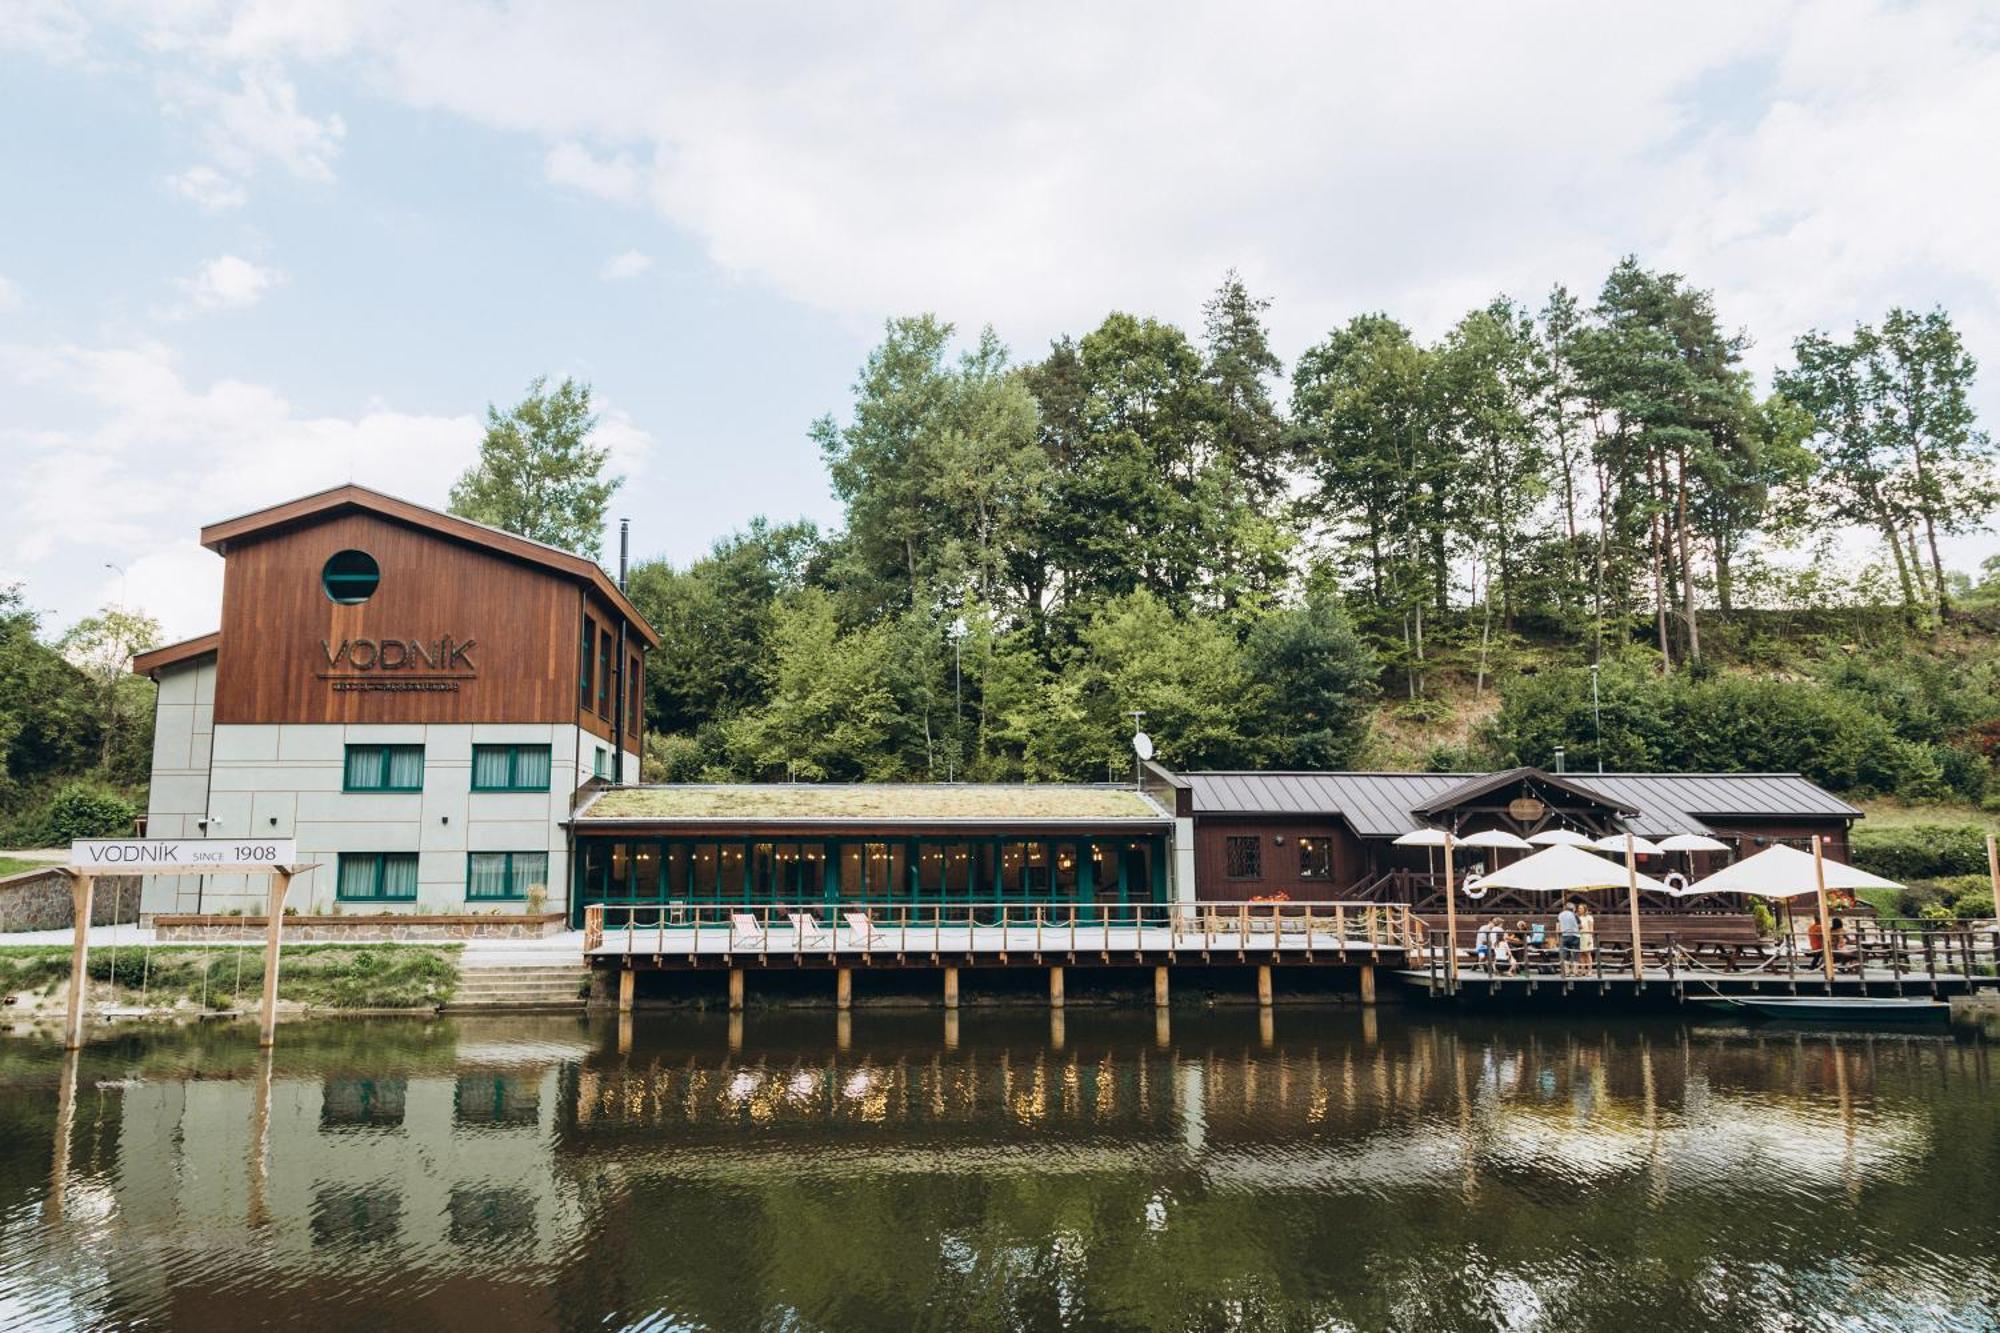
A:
[0, 1010, 1995, 1331]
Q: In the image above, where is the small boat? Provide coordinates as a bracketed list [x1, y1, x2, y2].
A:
[1695, 995, 1951, 1025]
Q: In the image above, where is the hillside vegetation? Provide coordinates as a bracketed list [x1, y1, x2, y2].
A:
[623, 262, 1999, 807]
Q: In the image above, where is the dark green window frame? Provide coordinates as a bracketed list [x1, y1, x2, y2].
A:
[336, 852, 420, 902]
[470, 744, 552, 793]
[343, 744, 425, 792]
[466, 851, 548, 902]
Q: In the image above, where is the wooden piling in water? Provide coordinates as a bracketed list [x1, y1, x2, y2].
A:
[257, 869, 294, 1047]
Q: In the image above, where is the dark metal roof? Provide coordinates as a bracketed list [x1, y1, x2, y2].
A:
[1569, 773, 1862, 838]
[1183, 770, 1859, 839]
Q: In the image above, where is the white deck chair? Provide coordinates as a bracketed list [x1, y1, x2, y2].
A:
[789, 912, 831, 948]
[843, 911, 883, 949]
[729, 912, 765, 950]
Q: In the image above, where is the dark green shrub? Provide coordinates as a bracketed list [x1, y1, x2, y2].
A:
[1850, 824, 1990, 881]
[57, 786, 135, 839]
[1954, 892, 1995, 919]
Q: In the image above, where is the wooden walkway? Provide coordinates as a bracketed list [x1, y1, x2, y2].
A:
[586, 900, 1415, 971]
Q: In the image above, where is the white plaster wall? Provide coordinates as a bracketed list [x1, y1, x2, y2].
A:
[141, 721, 612, 918]
[142, 658, 215, 915]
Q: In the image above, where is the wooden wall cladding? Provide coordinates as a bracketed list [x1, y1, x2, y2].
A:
[213, 511, 590, 726]
[1192, 817, 1367, 901]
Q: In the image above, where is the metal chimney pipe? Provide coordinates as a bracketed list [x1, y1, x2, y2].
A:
[618, 518, 630, 590]
[1553, 744, 1566, 774]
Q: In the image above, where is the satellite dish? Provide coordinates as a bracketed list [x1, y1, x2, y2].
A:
[1132, 732, 1154, 761]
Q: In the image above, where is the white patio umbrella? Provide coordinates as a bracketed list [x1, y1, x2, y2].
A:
[1472, 844, 1675, 895]
[1392, 827, 1461, 987]
[1527, 828, 1595, 847]
[1457, 829, 1535, 851]
[1688, 841, 1901, 897]
[1592, 832, 1663, 856]
[1479, 841, 1676, 981]
[1657, 833, 1731, 854]
[1687, 840, 1902, 983]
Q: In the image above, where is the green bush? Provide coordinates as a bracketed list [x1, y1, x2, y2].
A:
[1486, 657, 1996, 802]
[1850, 823, 1990, 881]
[46, 783, 135, 841]
[1954, 892, 1995, 920]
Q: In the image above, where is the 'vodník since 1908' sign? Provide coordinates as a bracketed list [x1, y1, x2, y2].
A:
[68, 839, 297, 873]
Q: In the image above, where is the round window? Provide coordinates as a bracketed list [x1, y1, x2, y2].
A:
[321, 549, 381, 604]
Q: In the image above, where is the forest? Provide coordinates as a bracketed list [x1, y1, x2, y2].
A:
[3, 257, 1998, 850]
[621, 259, 2000, 802]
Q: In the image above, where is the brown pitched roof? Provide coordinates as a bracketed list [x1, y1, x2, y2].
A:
[199, 484, 661, 647]
[1412, 766, 1639, 818]
[131, 631, 221, 678]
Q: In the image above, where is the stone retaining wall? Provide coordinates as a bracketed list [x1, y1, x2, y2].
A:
[151, 912, 568, 941]
[0, 868, 143, 933]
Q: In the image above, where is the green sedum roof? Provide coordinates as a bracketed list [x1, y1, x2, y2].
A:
[579, 784, 1166, 823]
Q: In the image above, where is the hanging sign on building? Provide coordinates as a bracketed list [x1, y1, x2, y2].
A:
[69, 838, 297, 873]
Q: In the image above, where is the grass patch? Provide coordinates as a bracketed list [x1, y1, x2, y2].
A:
[0, 943, 461, 1010]
[0, 856, 51, 878]
[1852, 800, 2000, 832]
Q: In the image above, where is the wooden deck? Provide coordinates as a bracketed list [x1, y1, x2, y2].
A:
[584, 901, 1415, 971]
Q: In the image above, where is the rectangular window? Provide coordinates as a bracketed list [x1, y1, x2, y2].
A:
[580, 617, 595, 709]
[598, 628, 612, 716]
[1224, 835, 1262, 880]
[471, 744, 552, 792]
[627, 653, 642, 733]
[337, 852, 419, 902]
[467, 851, 548, 901]
[1298, 837, 1332, 881]
[343, 744, 424, 792]
[593, 746, 611, 780]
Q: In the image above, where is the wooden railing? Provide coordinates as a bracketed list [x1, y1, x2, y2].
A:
[583, 899, 1419, 958]
[1420, 914, 1998, 995]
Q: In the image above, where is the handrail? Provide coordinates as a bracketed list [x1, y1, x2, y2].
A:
[580, 899, 1420, 953]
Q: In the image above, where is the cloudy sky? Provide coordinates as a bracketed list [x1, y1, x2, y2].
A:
[3, 0, 1998, 640]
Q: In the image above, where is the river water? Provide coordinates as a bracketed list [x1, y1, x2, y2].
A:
[0, 1008, 1994, 1331]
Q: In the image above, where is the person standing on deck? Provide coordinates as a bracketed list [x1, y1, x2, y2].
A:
[1558, 899, 1583, 978]
[1577, 903, 1597, 974]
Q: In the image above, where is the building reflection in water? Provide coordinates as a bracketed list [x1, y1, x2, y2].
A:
[7, 1010, 1993, 1331]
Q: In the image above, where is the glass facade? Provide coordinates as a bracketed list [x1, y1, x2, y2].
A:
[572, 832, 1169, 924]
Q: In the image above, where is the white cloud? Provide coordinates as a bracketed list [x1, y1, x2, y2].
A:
[166, 164, 248, 212]
[169, 254, 283, 315]
[0, 0, 88, 64]
[0, 275, 20, 312]
[0, 339, 483, 638]
[70, 0, 1993, 388]
[599, 249, 653, 281]
[160, 66, 345, 184]
[545, 141, 645, 203]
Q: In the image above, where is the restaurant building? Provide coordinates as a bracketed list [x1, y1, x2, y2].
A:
[1152, 764, 1860, 913]
[132, 485, 659, 918]
[130, 485, 1858, 928]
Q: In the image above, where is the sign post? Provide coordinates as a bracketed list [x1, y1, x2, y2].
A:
[64, 839, 299, 1050]
[62, 873, 95, 1052]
